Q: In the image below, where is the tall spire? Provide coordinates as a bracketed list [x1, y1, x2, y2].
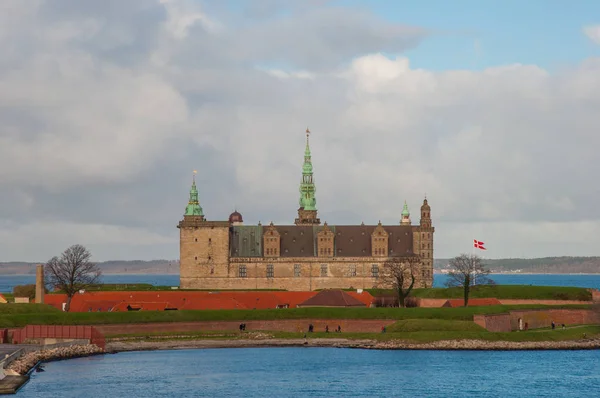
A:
[299, 128, 316, 211]
[185, 171, 204, 217]
[295, 128, 320, 225]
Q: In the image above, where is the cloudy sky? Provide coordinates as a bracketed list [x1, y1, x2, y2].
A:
[1, 0, 600, 262]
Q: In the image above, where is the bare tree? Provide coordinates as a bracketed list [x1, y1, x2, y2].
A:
[381, 257, 418, 308]
[445, 253, 494, 306]
[45, 244, 101, 312]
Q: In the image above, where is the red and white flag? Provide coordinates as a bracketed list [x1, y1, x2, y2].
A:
[473, 239, 486, 250]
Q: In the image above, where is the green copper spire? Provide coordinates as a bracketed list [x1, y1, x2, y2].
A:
[185, 171, 204, 216]
[402, 201, 410, 216]
[299, 128, 317, 211]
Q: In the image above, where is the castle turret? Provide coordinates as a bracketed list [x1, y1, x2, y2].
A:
[178, 171, 230, 289]
[416, 197, 434, 287]
[400, 201, 411, 225]
[295, 128, 321, 225]
[185, 171, 204, 219]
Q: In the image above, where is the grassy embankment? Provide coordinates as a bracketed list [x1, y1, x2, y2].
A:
[0, 303, 592, 329]
[1, 284, 591, 300]
[369, 285, 593, 301]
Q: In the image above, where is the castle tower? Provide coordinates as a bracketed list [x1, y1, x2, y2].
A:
[178, 171, 230, 289]
[416, 197, 434, 287]
[400, 201, 411, 225]
[295, 128, 321, 225]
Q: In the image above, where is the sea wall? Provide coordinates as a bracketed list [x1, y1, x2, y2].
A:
[6, 345, 104, 376]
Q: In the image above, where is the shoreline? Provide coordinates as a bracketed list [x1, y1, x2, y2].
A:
[5, 337, 600, 377]
[104, 337, 600, 353]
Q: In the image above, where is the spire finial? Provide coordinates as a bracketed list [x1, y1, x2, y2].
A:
[193, 169, 197, 184]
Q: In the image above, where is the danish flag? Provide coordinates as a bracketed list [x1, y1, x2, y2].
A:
[474, 239, 486, 250]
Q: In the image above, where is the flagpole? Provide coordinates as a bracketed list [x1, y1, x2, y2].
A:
[472, 239, 476, 286]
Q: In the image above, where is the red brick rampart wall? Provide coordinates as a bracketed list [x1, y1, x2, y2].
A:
[415, 299, 448, 307]
[10, 325, 105, 349]
[417, 298, 591, 308]
[473, 314, 511, 332]
[509, 309, 600, 330]
[499, 299, 591, 305]
[95, 319, 395, 336]
[591, 289, 600, 302]
[475, 309, 600, 332]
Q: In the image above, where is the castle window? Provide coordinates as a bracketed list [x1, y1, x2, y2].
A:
[208, 238, 211, 245]
[294, 264, 301, 277]
[238, 265, 247, 278]
[371, 264, 379, 279]
[349, 264, 357, 277]
[320, 264, 328, 277]
[194, 256, 197, 261]
[266, 264, 274, 278]
[195, 238, 198, 242]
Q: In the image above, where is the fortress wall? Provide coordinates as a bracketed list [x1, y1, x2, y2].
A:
[96, 319, 396, 335]
[509, 309, 600, 330]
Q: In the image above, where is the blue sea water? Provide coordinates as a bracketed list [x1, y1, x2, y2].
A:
[1, 273, 599, 293]
[16, 348, 600, 397]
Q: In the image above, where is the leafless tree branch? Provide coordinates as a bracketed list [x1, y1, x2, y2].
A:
[445, 253, 494, 307]
[380, 257, 418, 307]
[45, 244, 101, 312]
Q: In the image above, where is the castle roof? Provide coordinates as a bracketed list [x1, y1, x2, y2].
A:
[229, 224, 416, 258]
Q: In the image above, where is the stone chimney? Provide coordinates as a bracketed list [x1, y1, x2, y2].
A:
[35, 264, 45, 304]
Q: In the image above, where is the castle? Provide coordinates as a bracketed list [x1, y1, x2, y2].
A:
[178, 129, 434, 291]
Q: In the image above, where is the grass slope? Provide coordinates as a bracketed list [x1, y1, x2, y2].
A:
[104, 326, 600, 343]
[0, 304, 592, 328]
[368, 285, 592, 301]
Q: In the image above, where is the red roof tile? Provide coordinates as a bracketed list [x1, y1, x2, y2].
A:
[297, 290, 367, 307]
[43, 290, 372, 312]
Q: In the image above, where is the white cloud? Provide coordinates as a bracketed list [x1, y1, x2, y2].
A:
[0, 1, 599, 260]
[583, 25, 600, 44]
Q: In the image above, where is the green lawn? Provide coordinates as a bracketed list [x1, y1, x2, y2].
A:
[0, 303, 60, 315]
[0, 304, 592, 328]
[104, 326, 600, 344]
[268, 325, 600, 343]
[368, 285, 593, 301]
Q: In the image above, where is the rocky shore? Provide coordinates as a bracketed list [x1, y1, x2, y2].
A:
[105, 337, 600, 353]
[6, 345, 104, 375]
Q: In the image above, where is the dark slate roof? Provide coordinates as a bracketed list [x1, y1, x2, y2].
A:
[230, 225, 263, 257]
[230, 224, 415, 258]
[297, 290, 366, 307]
